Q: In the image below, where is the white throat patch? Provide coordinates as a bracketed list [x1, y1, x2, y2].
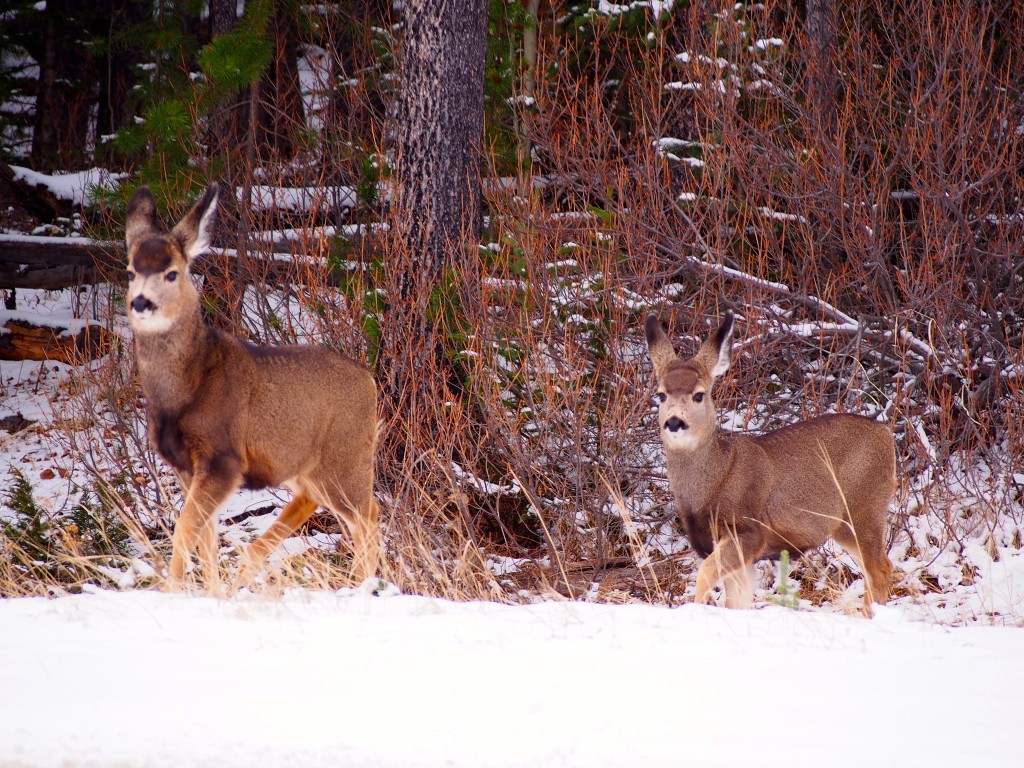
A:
[661, 427, 702, 451]
[129, 309, 175, 334]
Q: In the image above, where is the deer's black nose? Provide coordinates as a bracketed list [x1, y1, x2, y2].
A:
[130, 295, 156, 313]
[665, 416, 687, 432]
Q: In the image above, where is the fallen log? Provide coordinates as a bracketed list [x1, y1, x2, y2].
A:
[0, 232, 373, 293]
[0, 314, 114, 363]
[0, 159, 69, 220]
[0, 235, 125, 290]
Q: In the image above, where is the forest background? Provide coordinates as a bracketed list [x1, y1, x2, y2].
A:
[0, 0, 1022, 620]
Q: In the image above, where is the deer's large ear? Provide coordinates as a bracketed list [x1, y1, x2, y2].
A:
[644, 315, 677, 381]
[125, 186, 158, 250]
[699, 311, 734, 379]
[171, 183, 219, 262]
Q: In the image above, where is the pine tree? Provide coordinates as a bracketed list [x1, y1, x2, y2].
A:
[111, 0, 272, 209]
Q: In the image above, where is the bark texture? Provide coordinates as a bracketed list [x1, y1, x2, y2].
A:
[0, 318, 112, 363]
[95, 0, 147, 168]
[208, 0, 241, 165]
[0, 237, 124, 290]
[805, 0, 840, 138]
[390, 0, 488, 294]
[254, 0, 306, 160]
[29, 0, 96, 170]
[379, 0, 489, 448]
[209, 0, 237, 36]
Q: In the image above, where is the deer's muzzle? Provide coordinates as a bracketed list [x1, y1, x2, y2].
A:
[665, 416, 687, 432]
[131, 296, 157, 314]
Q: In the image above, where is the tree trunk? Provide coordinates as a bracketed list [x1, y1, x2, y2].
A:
[253, 0, 306, 161]
[203, 0, 248, 331]
[95, 0, 147, 169]
[208, 0, 241, 166]
[518, 0, 542, 166]
[803, 0, 845, 276]
[805, 0, 840, 138]
[388, 0, 488, 298]
[378, 0, 488, 446]
[209, 0, 236, 36]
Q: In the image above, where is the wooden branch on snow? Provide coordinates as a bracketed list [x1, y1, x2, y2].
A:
[0, 316, 114, 364]
[0, 235, 125, 290]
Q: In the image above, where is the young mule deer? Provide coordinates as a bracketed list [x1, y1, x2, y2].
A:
[644, 311, 895, 616]
[125, 184, 379, 591]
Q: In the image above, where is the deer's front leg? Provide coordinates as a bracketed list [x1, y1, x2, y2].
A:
[694, 538, 754, 608]
[167, 462, 240, 591]
[694, 548, 722, 605]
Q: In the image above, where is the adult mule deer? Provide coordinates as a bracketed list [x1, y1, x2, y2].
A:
[644, 311, 895, 616]
[125, 184, 379, 591]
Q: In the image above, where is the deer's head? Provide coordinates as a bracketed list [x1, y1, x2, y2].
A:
[124, 184, 219, 334]
[644, 311, 734, 451]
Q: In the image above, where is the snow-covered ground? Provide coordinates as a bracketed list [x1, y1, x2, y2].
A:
[1, 586, 1022, 768]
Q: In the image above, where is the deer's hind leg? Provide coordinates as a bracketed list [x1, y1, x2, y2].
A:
[310, 436, 380, 585]
[348, 498, 381, 584]
[321, 486, 380, 585]
[236, 493, 319, 588]
[833, 513, 892, 617]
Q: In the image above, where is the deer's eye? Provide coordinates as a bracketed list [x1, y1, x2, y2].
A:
[165, 271, 178, 282]
[126, 271, 136, 282]
[653, 392, 667, 405]
[693, 392, 705, 403]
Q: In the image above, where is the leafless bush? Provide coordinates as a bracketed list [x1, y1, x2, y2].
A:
[501, 0, 1024, 599]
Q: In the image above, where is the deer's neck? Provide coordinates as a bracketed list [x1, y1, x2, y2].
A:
[134, 307, 215, 413]
[664, 431, 732, 515]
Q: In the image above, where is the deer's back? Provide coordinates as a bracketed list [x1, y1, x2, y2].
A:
[177, 333, 376, 489]
[753, 414, 893, 479]
[750, 413, 895, 549]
